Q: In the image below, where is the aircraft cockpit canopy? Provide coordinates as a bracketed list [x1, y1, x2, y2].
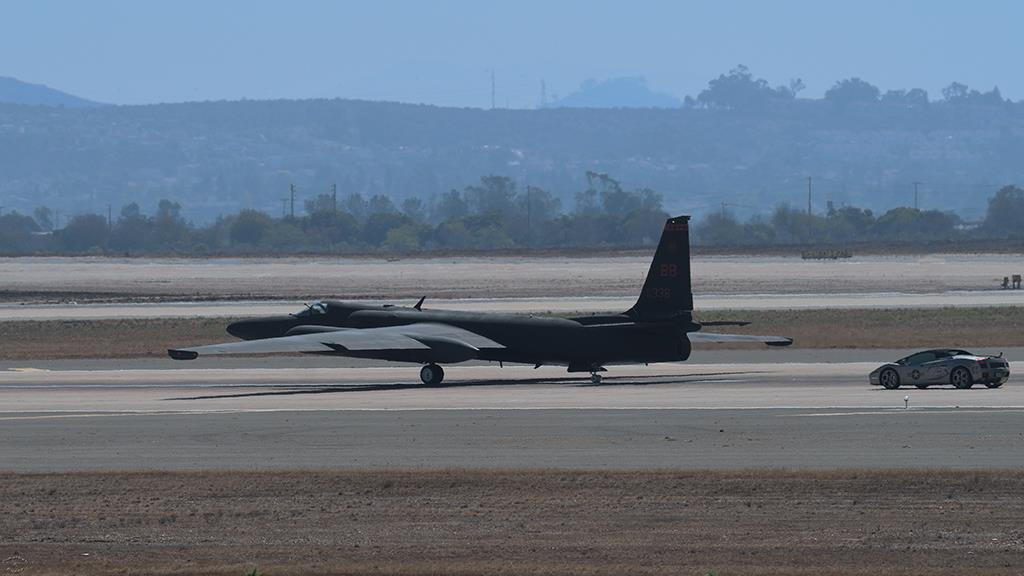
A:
[293, 301, 328, 317]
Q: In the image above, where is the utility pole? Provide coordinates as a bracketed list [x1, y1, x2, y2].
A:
[807, 176, 812, 216]
[289, 183, 296, 219]
[490, 70, 496, 110]
[806, 176, 813, 243]
[913, 181, 922, 210]
[526, 186, 532, 247]
[107, 204, 112, 232]
[331, 183, 337, 213]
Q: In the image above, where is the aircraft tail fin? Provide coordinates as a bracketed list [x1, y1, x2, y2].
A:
[626, 215, 693, 322]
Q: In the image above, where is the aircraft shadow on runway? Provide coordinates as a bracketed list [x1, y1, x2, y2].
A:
[165, 370, 766, 401]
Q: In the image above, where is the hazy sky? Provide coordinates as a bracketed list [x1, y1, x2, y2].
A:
[1, 0, 1020, 107]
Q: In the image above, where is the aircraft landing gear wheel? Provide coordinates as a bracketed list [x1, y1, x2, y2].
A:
[879, 368, 900, 390]
[420, 364, 444, 385]
[951, 367, 973, 389]
[590, 373, 602, 384]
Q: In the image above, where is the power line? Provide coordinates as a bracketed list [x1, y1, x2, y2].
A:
[719, 202, 758, 217]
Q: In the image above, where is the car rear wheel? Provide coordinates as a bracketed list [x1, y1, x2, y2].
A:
[880, 368, 900, 390]
[950, 367, 973, 389]
[985, 381, 1004, 389]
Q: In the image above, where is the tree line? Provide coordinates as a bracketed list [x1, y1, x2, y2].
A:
[696, 185, 1024, 246]
[0, 173, 668, 254]
[3, 179, 1024, 255]
[688, 65, 1007, 110]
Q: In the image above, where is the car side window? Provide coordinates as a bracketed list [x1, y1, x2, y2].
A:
[907, 352, 936, 365]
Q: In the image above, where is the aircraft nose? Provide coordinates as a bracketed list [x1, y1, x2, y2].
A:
[227, 316, 296, 340]
[226, 319, 257, 339]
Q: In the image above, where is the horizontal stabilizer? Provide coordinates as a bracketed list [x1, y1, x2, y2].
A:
[688, 332, 793, 347]
[698, 321, 752, 327]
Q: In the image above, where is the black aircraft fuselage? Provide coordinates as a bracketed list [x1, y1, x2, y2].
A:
[225, 302, 697, 371]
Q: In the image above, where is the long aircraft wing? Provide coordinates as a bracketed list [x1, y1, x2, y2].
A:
[168, 322, 505, 360]
[687, 332, 793, 347]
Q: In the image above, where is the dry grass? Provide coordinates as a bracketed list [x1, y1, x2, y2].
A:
[2, 469, 1023, 575]
[0, 317, 231, 359]
[693, 307, 1024, 350]
[2, 307, 1024, 360]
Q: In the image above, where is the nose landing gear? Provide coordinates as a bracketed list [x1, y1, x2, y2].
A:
[590, 372, 602, 384]
[420, 363, 445, 385]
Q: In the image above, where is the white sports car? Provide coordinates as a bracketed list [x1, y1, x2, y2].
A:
[869, 349, 1010, 390]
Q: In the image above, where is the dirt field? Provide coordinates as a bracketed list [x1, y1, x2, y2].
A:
[3, 307, 1023, 360]
[1, 253, 1019, 303]
[1, 469, 1021, 576]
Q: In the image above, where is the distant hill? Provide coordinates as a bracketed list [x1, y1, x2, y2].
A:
[0, 76, 102, 108]
[0, 97, 1022, 224]
[548, 77, 681, 109]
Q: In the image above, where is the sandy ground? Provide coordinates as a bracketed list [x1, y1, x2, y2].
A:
[1, 253, 1021, 303]
[3, 470, 1024, 576]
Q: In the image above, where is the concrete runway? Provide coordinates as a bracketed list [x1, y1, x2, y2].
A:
[4, 289, 1024, 321]
[1, 253, 1016, 301]
[2, 352, 1022, 472]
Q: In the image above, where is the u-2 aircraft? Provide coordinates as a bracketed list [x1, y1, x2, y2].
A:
[169, 215, 791, 384]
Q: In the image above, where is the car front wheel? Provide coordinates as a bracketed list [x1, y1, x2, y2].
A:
[950, 367, 973, 389]
[880, 368, 901, 390]
[985, 380, 1004, 389]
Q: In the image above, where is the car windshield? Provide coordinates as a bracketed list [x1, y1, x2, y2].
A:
[293, 301, 327, 317]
